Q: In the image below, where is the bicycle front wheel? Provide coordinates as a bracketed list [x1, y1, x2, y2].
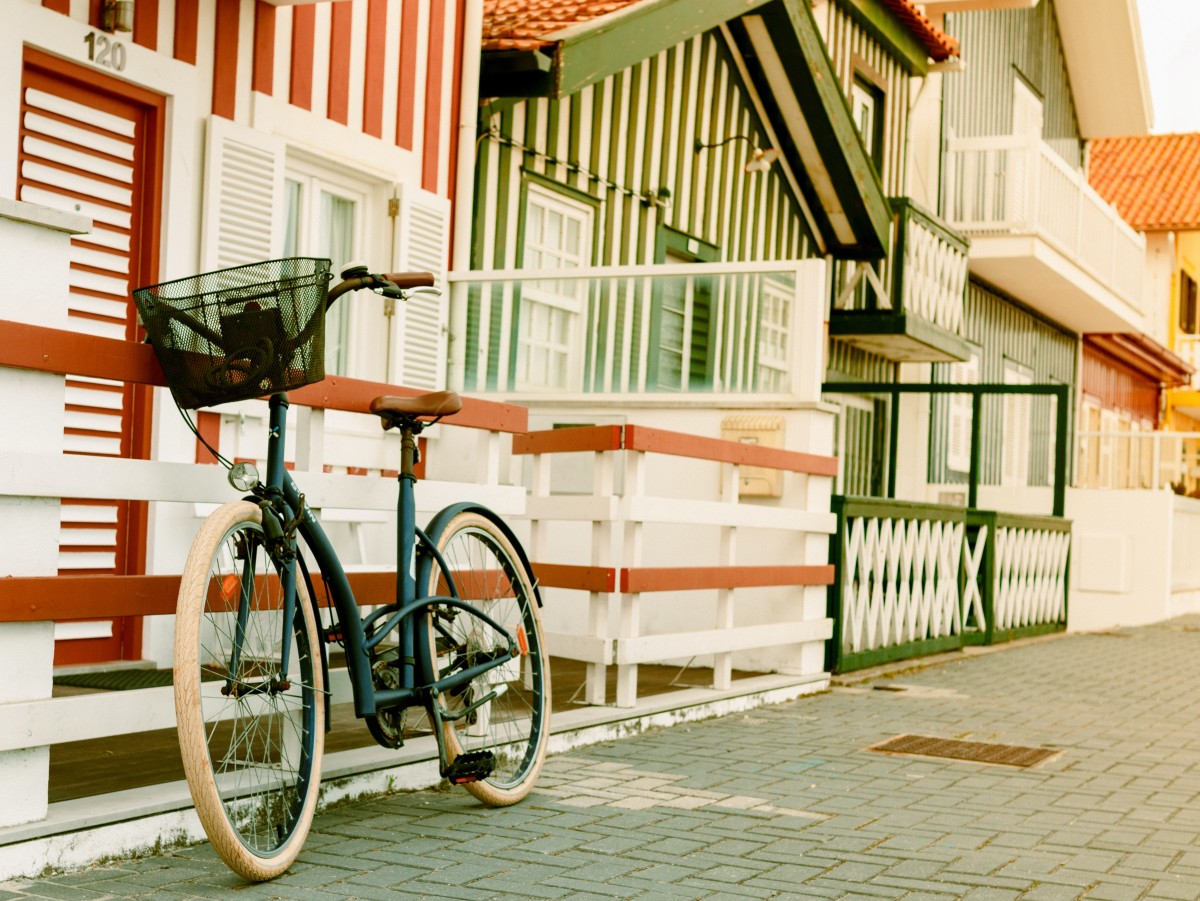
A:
[426, 511, 550, 805]
[174, 501, 324, 881]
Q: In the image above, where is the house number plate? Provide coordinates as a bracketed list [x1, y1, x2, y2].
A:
[83, 32, 127, 72]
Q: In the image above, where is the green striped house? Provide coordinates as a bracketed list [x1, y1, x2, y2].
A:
[461, 0, 919, 398]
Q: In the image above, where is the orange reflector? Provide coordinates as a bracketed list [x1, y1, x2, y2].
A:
[220, 574, 239, 603]
[515, 624, 529, 656]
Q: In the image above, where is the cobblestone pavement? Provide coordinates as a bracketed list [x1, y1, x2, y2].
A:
[8, 619, 1200, 900]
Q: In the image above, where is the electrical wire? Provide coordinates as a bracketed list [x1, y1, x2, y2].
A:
[174, 399, 236, 470]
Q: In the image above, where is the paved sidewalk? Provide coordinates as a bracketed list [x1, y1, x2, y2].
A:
[7, 619, 1200, 900]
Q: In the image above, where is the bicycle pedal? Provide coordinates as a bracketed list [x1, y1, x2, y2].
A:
[443, 750, 495, 784]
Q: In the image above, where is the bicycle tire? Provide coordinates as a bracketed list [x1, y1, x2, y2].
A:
[174, 501, 324, 881]
[425, 511, 550, 805]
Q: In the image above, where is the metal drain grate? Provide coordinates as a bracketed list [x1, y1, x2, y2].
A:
[869, 734, 1060, 768]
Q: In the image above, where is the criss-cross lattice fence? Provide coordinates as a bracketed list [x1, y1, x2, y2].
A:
[966, 510, 1071, 645]
[829, 497, 1070, 671]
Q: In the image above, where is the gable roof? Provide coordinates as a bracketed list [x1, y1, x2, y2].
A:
[482, 0, 959, 61]
[1089, 133, 1200, 232]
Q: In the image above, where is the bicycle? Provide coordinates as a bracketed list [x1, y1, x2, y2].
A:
[132, 257, 550, 881]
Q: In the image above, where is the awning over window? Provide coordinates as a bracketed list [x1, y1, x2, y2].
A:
[1084, 333, 1194, 388]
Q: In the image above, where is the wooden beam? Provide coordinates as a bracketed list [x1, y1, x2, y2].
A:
[621, 564, 835, 593]
[513, 425, 624, 455]
[0, 319, 527, 433]
[615, 618, 832, 663]
[0, 571, 405, 622]
[530, 563, 618, 593]
[624, 425, 839, 475]
[552, 0, 776, 98]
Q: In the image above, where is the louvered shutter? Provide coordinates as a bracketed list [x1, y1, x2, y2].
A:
[200, 116, 285, 270]
[1003, 361, 1032, 486]
[946, 352, 978, 474]
[393, 184, 450, 389]
[1099, 408, 1117, 488]
[1006, 78, 1043, 224]
[18, 81, 138, 580]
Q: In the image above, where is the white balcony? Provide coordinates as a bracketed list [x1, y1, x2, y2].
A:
[446, 261, 827, 402]
[943, 134, 1147, 334]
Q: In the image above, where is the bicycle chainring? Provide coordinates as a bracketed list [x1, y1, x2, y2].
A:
[365, 650, 407, 749]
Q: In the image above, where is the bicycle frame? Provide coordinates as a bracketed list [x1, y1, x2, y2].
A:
[261, 392, 517, 722]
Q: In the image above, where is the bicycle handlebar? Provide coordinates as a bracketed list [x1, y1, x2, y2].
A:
[326, 270, 438, 306]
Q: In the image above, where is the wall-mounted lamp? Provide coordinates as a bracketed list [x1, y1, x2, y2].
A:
[695, 135, 781, 173]
[642, 186, 672, 211]
[101, 0, 134, 33]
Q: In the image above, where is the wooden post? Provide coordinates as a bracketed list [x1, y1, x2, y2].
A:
[587, 449, 613, 705]
[0, 199, 89, 827]
[615, 447, 643, 708]
[713, 460, 738, 690]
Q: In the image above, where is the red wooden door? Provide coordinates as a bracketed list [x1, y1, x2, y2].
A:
[16, 49, 163, 665]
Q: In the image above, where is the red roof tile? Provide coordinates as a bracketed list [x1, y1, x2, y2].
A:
[482, 0, 637, 51]
[1089, 133, 1200, 231]
[881, 0, 959, 62]
[481, 0, 960, 60]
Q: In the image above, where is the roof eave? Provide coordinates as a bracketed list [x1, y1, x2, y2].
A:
[727, 1, 891, 258]
[1054, 0, 1153, 137]
[1085, 333, 1195, 387]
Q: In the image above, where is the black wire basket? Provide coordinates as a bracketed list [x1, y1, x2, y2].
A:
[133, 258, 333, 408]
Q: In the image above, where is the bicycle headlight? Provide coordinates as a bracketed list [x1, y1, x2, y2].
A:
[228, 461, 261, 492]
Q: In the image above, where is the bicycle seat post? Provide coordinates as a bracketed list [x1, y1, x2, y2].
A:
[393, 418, 422, 693]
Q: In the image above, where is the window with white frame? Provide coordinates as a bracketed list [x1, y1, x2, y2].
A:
[1077, 396, 1102, 488]
[516, 183, 594, 390]
[757, 279, 791, 392]
[283, 164, 369, 377]
[945, 347, 980, 474]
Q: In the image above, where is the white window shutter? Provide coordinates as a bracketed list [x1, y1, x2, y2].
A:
[1099, 408, 1117, 488]
[1002, 362, 1032, 486]
[200, 116, 285, 270]
[946, 353, 978, 474]
[393, 183, 450, 389]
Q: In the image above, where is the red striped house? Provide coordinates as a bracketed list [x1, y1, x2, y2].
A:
[6, 0, 469, 665]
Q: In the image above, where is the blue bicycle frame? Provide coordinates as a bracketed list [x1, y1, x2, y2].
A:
[261, 392, 519, 723]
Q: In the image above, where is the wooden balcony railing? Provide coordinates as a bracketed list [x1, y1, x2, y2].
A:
[829, 198, 969, 362]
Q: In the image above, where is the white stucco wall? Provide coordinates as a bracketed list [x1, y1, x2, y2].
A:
[1065, 487, 1192, 631]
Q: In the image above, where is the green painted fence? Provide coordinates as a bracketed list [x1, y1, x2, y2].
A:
[827, 496, 1070, 672]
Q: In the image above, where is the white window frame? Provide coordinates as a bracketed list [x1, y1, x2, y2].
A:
[1002, 359, 1033, 486]
[757, 278, 792, 392]
[946, 347, 980, 474]
[516, 182, 594, 391]
[283, 155, 383, 379]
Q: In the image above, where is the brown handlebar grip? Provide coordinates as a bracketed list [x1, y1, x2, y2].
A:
[383, 272, 436, 289]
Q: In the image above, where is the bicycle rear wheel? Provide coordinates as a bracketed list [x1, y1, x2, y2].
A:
[174, 501, 324, 881]
[426, 511, 550, 805]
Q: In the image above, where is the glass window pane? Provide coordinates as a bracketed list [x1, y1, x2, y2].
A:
[283, 179, 302, 258]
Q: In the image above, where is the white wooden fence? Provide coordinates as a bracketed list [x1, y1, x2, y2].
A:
[1074, 430, 1200, 492]
[517, 422, 837, 708]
